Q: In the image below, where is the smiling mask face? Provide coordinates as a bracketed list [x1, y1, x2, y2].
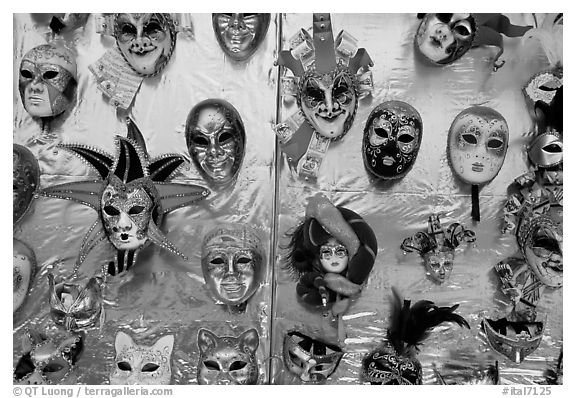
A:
[212, 13, 270, 61]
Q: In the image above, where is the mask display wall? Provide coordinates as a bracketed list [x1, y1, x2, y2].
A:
[196, 328, 260, 385]
[185, 99, 246, 186]
[13, 144, 40, 225]
[362, 101, 423, 180]
[13, 239, 36, 314]
[109, 331, 174, 385]
[212, 14, 271, 61]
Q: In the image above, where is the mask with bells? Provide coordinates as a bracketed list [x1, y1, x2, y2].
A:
[363, 101, 423, 179]
[196, 328, 260, 385]
[185, 99, 246, 185]
[19, 43, 77, 118]
[283, 330, 343, 383]
[13, 239, 36, 314]
[114, 13, 176, 76]
[13, 144, 40, 225]
[212, 14, 271, 61]
[13, 330, 84, 385]
[109, 331, 174, 385]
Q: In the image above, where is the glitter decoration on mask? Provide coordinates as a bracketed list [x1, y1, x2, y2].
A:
[212, 14, 271, 61]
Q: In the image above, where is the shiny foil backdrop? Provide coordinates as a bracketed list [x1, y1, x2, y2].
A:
[13, 13, 562, 385]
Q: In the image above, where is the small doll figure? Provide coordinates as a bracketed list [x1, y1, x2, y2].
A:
[284, 193, 377, 318]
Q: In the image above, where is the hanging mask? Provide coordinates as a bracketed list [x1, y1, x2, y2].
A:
[30, 13, 90, 35]
[114, 13, 176, 76]
[415, 14, 531, 70]
[13, 239, 36, 314]
[48, 273, 103, 331]
[283, 330, 343, 383]
[185, 99, 246, 185]
[362, 101, 423, 179]
[13, 330, 84, 385]
[482, 317, 544, 364]
[18, 43, 77, 118]
[197, 328, 260, 385]
[528, 131, 563, 170]
[109, 331, 174, 385]
[13, 144, 40, 225]
[401, 214, 476, 283]
[212, 13, 271, 61]
[201, 225, 264, 308]
[42, 119, 210, 276]
[447, 106, 509, 221]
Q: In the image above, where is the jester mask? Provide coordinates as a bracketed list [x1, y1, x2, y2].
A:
[13, 144, 40, 225]
[212, 14, 270, 61]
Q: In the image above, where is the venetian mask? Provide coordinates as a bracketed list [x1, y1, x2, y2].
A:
[283, 331, 343, 383]
[186, 99, 246, 185]
[319, 237, 349, 273]
[423, 249, 454, 283]
[212, 13, 270, 61]
[201, 225, 264, 307]
[13, 239, 36, 314]
[13, 144, 40, 225]
[362, 341, 423, 385]
[114, 13, 176, 76]
[299, 68, 357, 139]
[109, 331, 174, 385]
[18, 43, 77, 118]
[13, 330, 83, 385]
[197, 328, 260, 385]
[528, 131, 563, 170]
[482, 318, 544, 363]
[448, 106, 509, 185]
[363, 101, 423, 179]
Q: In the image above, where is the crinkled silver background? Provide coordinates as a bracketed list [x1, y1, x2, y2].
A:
[13, 13, 562, 385]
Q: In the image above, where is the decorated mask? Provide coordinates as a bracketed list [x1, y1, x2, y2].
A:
[48, 273, 103, 331]
[283, 330, 343, 383]
[274, 13, 374, 179]
[42, 119, 210, 276]
[13, 330, 84, 385]
[482, 317, 544, 364]
[401, 214, 476, 283]
[114, 13, 176, 76]
[197, 328, 260, 385]
[361, 289, 469, 385]
[185, 99, 246, 185]
[109, 331, 174, 385]
[30, 13, 90, 35]
[362, 101, 423, 179]
[13, 239, 36, 314]
[13, 144, 40, 225]
[18, 43, 77, 118]
[212, 13, 271, 61]
[528, 131, 563, 170]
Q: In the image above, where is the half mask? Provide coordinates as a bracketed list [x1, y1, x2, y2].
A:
[362, 101, 423, 179]
[13, 239, 36, 314]
[109, 331, 174, 385]
[197, 328, 260, 385]
[482, 317, 544, 364]
[13, 144, 40, 225]
[185, 99, 246, 185]
[212, 14, 270, 61]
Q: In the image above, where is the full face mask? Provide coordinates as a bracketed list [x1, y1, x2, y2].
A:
[42, 119, 209, 276]
[185, 99, 246, 185]
[18, 43, 77, 118]
[114, 13, 176, 76]
[13, 144, 40, 225]
[13, 239, 36, 314]
[283, 330, 343, 383]
[109, 331, 174, 385]
[197, 328, 260, 385]
[13, 330, 84, 385]
[201, 225, 264, 307]
[212, 14, 270, 61]
[362, 101, 423, 179]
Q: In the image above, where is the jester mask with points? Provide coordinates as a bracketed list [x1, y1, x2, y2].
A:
[212, 14, 270, 61]
[42, 120, 209, 275]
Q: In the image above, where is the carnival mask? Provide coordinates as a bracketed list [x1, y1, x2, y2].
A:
[423, 249, 454, 283]
[363, 101, 423, 179]
[197, 328, 260, 385]
[482, 318, 544, 363]
[114, 13, 176, 76]
[13, 330, 84, 385]
[319, 237, 349, 274]
[13, 144, 40, 225]
[212, 13, 270, 61]
[14, 239, 36, 314]
[201, 225, 264, 307]
[109, 331, 174, 385]
[283, 331, 343, 383]
[185, 99, 246, 185]
[528, 131, 563, 170]
[18, 43, 77, 118]
[362, 341, 423, 385]
[48, 274, 103, 331]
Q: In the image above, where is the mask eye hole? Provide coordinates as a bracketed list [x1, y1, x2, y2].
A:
[374, 127, 389, 139]
[236, 256, 251, 264]
[203, 360, 220, 371]
[42, 362, 64, 374]
[117, 361, 132, 371]
[210, 257, 226, 265]
[121, 23, 137, 36]
[20, 69, 34, 79]
[128, 205, 145, 215]
[144, 21, 163, 36]
[229, 361, 248, 371]
[333, 79, 353, 105]
[141, 363, 160, 372]
[192, 136, 209, 147]
[335, 247, 348, 257]
[103, 205, 120, 216]
[304, 86, 324, 107]
[437, 14, 452, 23]
[398, 133, 415, 144]
[453, 21, 472, 37]
[218, 131, 234, 144]
[487, 137, 504, 149]
[543, 143, 562, 153]
[461, 133, 478, 145]
[43, 70, 58, 80]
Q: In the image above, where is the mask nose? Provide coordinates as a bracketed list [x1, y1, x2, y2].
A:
[115, 212, 133, 232]
[29, 76, 45, 92]
[229, 14, 246, 30]
[207, 137, 225, 157]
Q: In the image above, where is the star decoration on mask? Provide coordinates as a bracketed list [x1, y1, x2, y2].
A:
[42, 119, 210, 276]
